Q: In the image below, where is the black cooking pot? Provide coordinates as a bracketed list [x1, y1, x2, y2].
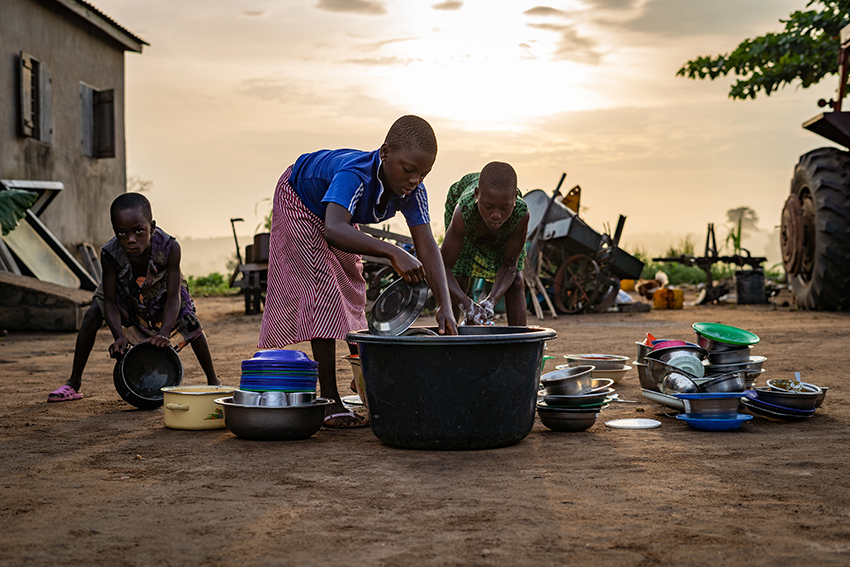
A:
[347, 326, 557, 450]
[113, 342, 183, 409]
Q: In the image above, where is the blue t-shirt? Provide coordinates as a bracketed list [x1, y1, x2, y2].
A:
[289, 148, 430, 227]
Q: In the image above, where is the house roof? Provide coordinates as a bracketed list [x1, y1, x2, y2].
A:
[50, 0, 149, 53]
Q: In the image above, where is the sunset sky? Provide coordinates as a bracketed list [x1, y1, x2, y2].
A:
[96, 0, 838, 268]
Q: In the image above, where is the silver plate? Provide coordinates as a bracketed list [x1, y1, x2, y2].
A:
[368, 279, 429, 336]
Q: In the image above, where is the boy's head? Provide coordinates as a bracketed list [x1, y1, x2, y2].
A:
[379, 115, 438, 197]
[474, 162, 518, 231]
[110, 193, 156, 258]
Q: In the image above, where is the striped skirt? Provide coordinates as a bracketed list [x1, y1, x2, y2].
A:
[258, 167, 368, 348]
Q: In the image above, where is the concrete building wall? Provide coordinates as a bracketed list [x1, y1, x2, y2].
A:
[0, 0, 128, 249]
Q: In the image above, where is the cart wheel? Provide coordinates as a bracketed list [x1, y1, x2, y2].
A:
[367, 266, 396, 301]
[553, 254, 603, 314]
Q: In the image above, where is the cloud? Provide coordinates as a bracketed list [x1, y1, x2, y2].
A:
[357, 36, 417, 52]
[526, 22, 602, 64]
[316, 0, 386, 16]
[523, 6, 568, 17]
[237, 77, 333, 105]
[616, 0, 795, 37]
[240, 10, 264, 17]
[344, 56, 420, 66]
[432, 1, 463, 10]
[580, 0, 636, 9]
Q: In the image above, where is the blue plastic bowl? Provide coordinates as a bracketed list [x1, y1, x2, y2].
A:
[676, 413, 752, 431]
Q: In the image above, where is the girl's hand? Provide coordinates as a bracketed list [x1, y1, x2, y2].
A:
[149, 334, 171, 348]
[435, 306, 458, 335]
[390, 248, 425, 283]
[109, 336, 129, 358]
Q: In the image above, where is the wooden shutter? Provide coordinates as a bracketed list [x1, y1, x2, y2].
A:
[80, 83, 94, 157]
[20, 52, 33, 137]
[94, 89, 115, 158]
[38, 63, 51, 144]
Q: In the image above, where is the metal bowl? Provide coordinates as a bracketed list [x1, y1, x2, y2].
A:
[675, 392, 742, 419]
[766, 379, 820, 393]
[646, 344, 708, 363]
[537, 406, 599, 432]
[704, 356, 767, 374]
[707, 346, 752, 365]
[647, 358, 698, 389]
[541, 365, 595, 395]
[752, 387, 820, 411]
[564, 354, 628, 370]
[214, 397, 333, 440]
[700, 372, 746, 393]
[542, 388, 614, 408]
[660, 370, 702, 394]
[114, 342, 183, 409]
[232, 389, 262, 405]
[368, 280, 429, 336]
[695, 334, 744, 352]
[634, 361, 655, 390]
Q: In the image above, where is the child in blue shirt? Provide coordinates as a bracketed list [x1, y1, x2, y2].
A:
[259, 115, 457, 427]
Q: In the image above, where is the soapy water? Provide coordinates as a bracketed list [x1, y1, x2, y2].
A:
[460, 298, 495, 326]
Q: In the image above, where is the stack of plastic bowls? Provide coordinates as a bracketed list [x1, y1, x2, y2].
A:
[673, 392, 752, 431]
[239, 350, 318, 394]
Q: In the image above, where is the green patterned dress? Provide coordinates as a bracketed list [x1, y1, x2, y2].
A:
[443, 172, 527, 282]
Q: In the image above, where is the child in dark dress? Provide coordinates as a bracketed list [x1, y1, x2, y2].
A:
[48, 193, 219, 402]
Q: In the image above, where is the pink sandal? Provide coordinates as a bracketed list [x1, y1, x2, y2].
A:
[47, 385, 83, 403]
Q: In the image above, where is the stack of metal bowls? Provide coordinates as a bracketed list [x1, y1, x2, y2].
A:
[212, 350, 331, 440]
[741, 378, 824, 419]
[693, 322, 764, 389]
[673, 392, 752, 431]
[563, 353, 631, 384]
[537, 366, 613, 431]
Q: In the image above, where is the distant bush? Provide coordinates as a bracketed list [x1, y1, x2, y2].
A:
[633, 249, 785, 286]
[187, 272, 236, 296]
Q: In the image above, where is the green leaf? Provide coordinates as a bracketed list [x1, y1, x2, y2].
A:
[0, 190, 38, 236]
[678, 0, 850, 99]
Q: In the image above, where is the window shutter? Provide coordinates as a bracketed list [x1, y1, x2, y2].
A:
[94, 89, 115, 158]
[20, 52, 33, 137]
[80, 83, 94, 157]
[38, 63, 51, 144]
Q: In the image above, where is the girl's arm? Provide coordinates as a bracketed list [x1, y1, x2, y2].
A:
[485, 211, 531, 305]
[324, 203, 425, 282]
[150, 241, 183, 348]
[410, 222, 458, 335]
[439, 205, 474, 311]
[101, 257, 128, 357]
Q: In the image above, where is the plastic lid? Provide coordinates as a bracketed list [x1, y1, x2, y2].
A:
[604, 418, 661, 429]
[692, 322, 760, 346]
[252, 349, 314, 362]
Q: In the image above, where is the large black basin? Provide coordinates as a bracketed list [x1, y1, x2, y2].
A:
[347, 326, 557, 450]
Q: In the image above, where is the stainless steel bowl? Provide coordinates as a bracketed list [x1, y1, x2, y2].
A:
[259, 391, 289, 406]
[288, 392, 317, 406]
[700, 372, 746, 393]
[676, 394, 742, 419]
[540, 365, 594, 395]
[215, 397, 333, 440]
[646, 344, 708, 363]
[537, 406, 599, 432]
[660, 370, 702, 394]
[647, 358, 699, 389]
[753, 387, 820, 411]
[634, 361, 655, 390]
[232, 389, 262, 405]
[635, 342, 653, 364]
[707, 345, 752, 364]
[704, 356, 767, 374]
[564, 354, 628, 370]
[766, 379, 820, 393]
[695, 333, 744, 352]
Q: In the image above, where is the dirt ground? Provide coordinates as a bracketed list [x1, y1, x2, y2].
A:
[1, 290, 849, 567]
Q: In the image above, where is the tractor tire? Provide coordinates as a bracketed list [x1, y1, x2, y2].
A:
[781, 147, 850, 311]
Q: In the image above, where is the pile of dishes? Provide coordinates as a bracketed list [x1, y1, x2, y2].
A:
[213, 350, 330, 441]
[673, 392, 753, 431]
[694, 322, 765, 389]
[239, 349, 318, 393]
[561, 353, 631, 383]
[536, 366, 614, 431]
[741, 377, 827, 420]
